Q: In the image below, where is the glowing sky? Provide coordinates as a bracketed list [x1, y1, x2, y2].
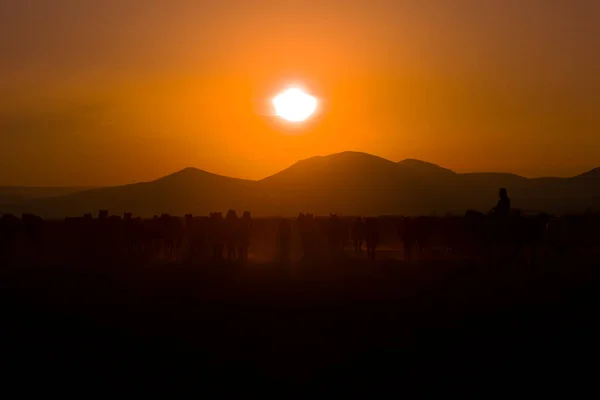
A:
[1, 0, 599, 185]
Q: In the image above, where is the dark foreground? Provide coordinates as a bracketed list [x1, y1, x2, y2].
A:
[1, 259, 599, 396]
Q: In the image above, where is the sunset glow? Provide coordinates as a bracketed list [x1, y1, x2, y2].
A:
[272, 88, 318, 122]
[0, 2, 598, 185]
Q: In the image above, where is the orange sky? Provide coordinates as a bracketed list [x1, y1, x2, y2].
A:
[1, 0, 599, 186]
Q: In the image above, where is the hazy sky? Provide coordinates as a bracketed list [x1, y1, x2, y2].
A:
[1, 0, 599, 185]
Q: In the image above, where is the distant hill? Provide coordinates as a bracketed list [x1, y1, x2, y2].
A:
[258, 152, 418, 215]
[0, 186, 96, 209]
[5, 168, 266, 219]
[397, 159, 456, 177]
[1, 152, 599, 218]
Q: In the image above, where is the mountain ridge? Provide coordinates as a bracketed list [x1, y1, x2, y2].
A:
[1, 152, 598, 218]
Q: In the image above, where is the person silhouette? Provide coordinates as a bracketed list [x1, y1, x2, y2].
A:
[278, 218, 292, 264]
[493, 188, 511, 217]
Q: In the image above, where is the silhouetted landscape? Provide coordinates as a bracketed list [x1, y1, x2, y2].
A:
[2, 0, 600, 396]
[2, 186, 600, 394]
[2, 152, 598, 218]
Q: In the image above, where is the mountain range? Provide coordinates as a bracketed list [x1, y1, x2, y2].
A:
[1, 151, 599, 218]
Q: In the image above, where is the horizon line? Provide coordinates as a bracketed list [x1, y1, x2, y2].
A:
[1, 150, 598, 188]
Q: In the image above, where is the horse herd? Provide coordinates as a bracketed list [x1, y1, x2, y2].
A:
[0, 209, 599, 265]
[290, 211, 600, 263]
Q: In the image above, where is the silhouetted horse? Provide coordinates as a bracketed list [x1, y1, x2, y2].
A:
[398, 217, 437, 261]
[327, 214, 344, 257]
[297, 213, 318, 261]
[122, 213, 144, 259]
[398, 217, 416, 261]
[364, 217, 380, 261]
[278, 218, 292, 264]
[210, 212, 226, 261]
[462, 209, 549, 263]
[351, 217, 365, 254]
[139, 217, 161, 260]
[226, 210, 238, 261]
[185, 214, 196, 256]
[516, 213, 552, 264]
[442, 216, 468, 257]
[238, 211, 252, 262]
[157, 214, 183, 261]
[185, 215, 210, 260]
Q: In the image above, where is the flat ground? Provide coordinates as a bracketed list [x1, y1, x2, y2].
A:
[1, 258, 599, 396]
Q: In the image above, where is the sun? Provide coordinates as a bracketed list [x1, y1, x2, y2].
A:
[272, 88, 318, 122]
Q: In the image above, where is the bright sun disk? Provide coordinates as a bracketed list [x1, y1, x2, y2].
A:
[272, 88, 317, 122]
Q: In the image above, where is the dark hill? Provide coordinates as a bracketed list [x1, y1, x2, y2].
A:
[397, 159, 456, 177]
[261, 152, 400, 188]
[0, 186, 94, 205]
[8, 168, 265, 219]
[258, 152, 420, 215]
[574, 167, 600, 180]
[2, 152, 599, 217]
